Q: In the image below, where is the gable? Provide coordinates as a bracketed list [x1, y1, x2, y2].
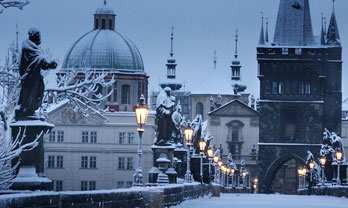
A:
[47, 102, 107, 126]
[208, 100, 258, 117]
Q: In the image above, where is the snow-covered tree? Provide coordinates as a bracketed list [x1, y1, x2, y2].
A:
[0, 47, 114, 189]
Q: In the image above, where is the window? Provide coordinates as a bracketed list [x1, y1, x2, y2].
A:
[278, 82, 284, 94]
[81, 156, 88, 168]
[90, 132, 97, 143]
[95, 19, 99, 29]
[48, 156, 55, 168]
[196, 102, 204, 120]
[272, 82, 278, 94]
[118, 157, 125, 169]
[299, 82, 305, 94]
[56, 156, 64, 168]
[232, 126, 239, 142]
[102, 19, 105, 29]
[81, 181, 88, 191]
[305, 82, 311, 95]
[82, 131, 89, 143]
[109, 19, 112, 29]
[54, 180, 63, 191]
[121, 85, 131, 104]
[57, 131, 64, 142]
[117, 181, 124, 188]
[126, 181, 132, 188]
[119, 132, 126, 144]
[90, 156, 97, 169]
[89, 181, 96, 190]
[127, 157, 133, 170]
[49, 131, 55, 142]
[128, 132, 134, 144]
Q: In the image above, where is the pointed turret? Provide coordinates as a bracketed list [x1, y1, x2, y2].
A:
[320, 13, 326, 45]
[160, 26, 182, 91]
[94, 0, 116, 30]
[258, 13, 265, 45]
[265, 18, 269, 43]
[326, 0, 340, 46]
[273, 0, 314, 46]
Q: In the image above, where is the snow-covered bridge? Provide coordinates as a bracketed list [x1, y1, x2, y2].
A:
[175, 193, 348, 208]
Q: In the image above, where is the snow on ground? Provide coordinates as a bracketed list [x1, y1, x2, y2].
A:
[174, 193, 348, 208]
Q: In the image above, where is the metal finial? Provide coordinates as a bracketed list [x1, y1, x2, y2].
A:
[170, 26, 174, 57]
[234, 29, 239, 59]
[213, 50, 217, 69]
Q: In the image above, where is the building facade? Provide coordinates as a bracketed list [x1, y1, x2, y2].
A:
[44, 2, 155, 191]
[257, 0, 342, 193]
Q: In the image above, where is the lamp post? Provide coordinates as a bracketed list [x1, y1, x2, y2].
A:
[320, 157, 326, 186]
[199, 140, 207, 184]
[298, 169, 303, 188]
[302, 168, 307, 187]
[226, 168, 231, 187]
[184, 124, 194, 183]
[231, 168, 235, 187]
[254, 178, 258, 193]
[133, 95, 149, 186]
[336, 150, 343, 185]
[213, 155, 219, 183]
[207, 147, 213, 183]
[218, 159, 222, 185]
[242, 171, 247, 188]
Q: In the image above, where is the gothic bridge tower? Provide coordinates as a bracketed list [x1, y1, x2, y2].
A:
[257, 0, 342, 193]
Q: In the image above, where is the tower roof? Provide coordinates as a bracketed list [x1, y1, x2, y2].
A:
[326, 1, 340, 46]
[95, 0, 115, 15]
[273, 0, 314, 46]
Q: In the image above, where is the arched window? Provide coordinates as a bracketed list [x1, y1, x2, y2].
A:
[226, 120, 244, 155]
[102, 19, 106, 29]
[109, 19, 112, 30]
[196, 102, 204, 119]
[232, 126, 239, 142]
[121, 85, 130, 104]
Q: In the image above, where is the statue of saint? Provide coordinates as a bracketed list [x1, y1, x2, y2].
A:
[171, 101, 184, 145]
[155, 87, 175, 145]
[15, 28, 57, 120]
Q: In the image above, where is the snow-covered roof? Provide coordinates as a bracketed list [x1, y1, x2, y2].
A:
[191, 68, 233, 95]
[45, 100, 69, 113]
[343, 98, 348, 111]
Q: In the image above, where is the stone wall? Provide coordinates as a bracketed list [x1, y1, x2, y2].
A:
[297, 186, 348, 198]
[0, 183, 219, 208]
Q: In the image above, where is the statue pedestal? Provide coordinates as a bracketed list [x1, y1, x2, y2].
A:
[173, 146, 186, 179]
[10, 120, 54, 191]
[148, 145, 177, 184]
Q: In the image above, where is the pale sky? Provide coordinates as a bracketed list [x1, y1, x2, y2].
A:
[0, 0, 347, 99]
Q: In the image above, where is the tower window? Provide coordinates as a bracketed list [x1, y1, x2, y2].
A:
[109, 19, 112, 29]
[102, 19, 106, 29]
[272, 82, 278, 94]
[121, 85, 131, 104]
[305, 83, 311, 94]
[278, 82, 284, 94]
[95, 19, 99, 29]
[196, 102, 204, 120]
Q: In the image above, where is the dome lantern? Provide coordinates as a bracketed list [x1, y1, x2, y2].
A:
[94, 0, 116, 30]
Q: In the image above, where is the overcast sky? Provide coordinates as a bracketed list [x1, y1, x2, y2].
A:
[0, 0, 347, 99]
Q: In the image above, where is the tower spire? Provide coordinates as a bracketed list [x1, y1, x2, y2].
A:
[265, 17, 269, 43]
[326, 0, 340, 45]
[170, 26, 174, 57]
[234, 29, 238, 59]
[258, 12, 265, 45]
[320, 12, 325, 45]
[15, 22, 19, 53]
[213, 50, 217, 69]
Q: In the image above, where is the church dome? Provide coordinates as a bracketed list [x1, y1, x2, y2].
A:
[62, 30, 144, 72]
[62, 1, 144, 73]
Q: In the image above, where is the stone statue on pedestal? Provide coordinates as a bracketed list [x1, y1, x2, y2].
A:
[15, 28, 57, 121]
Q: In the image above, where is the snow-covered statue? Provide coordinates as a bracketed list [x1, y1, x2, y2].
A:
[155, 87, 176, 145]
[306, 151, 320, 185]
[171, 101, 184, 145]
[15, 28, 57, 120]
[320, 128, 345, 162]
[192, 114, 203, 154]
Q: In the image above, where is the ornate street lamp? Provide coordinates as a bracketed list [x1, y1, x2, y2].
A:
[226, 168, 231, 187]
[231, 168, 236, 187]
[242, 171, 247, 187]
[133, 95, 149, 187]
[320, 157, 326, 186]
[207, 147, 213, 183]
[298, 168, 304, 188]
[199, 140, 207, 184]
[308, 161, 314, 185]
[336, 150, 343, 185]
[184, 123, 194, 183]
